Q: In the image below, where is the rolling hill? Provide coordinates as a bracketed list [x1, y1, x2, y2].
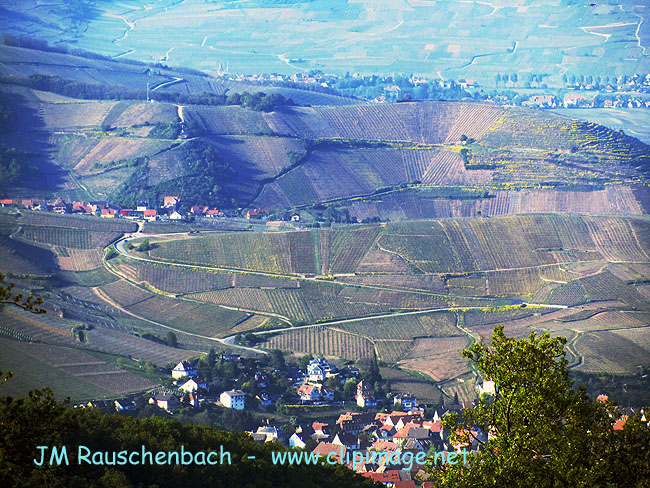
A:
[1, 47, 649, 216]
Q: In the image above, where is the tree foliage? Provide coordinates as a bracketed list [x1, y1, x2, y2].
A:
[111, 140, 237, 209]
[0, 386, 379, 488]
[0, 273, 46, 314]
[425, 325, 650, 488]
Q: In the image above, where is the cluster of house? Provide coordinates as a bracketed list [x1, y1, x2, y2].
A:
[148, 359, 246, 411]
[270, 406, 474, 487]
[519, 92, 650, 109]
[297, 358, 385, 409]
[564, 73, 650, 94]
[0, 196, 182, 221]
[0, 195, 276, 222]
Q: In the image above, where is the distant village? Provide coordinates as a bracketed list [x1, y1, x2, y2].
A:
[0, 195, 279, 223]
[226, 69, 650, 108]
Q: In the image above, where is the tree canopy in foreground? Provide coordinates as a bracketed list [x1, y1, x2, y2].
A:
[0, 385, 378, 488]
[425, 325, 650, 488]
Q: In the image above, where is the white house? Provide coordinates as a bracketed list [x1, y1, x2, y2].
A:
[478, 379, 496, 397]
[394, 393, 418, 411]
[169, 211, 183, 220]
[289, 432, 307, 449]
[220, 389, 245, 410]
[171, 360, 197, 380]
[179, 377, 208, 393]
[297, 384, 335, 403]
[307, 358, 336, 382]
[356, 380, 376, 408]
[149, 392, 179, 411]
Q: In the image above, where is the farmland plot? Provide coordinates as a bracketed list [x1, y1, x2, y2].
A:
[182, 105, 272, 135]
[117, 261, 233, 294]
[209, 135, 306, 180]
[19, 211, 136, 233]
[57, 248, 104, 271]
[378, 367, 441, 404]
[374, 341, 414, 363]
[150, 231, 314, 274]
[336, 311, 459, 340]
[264, 102, 502, 144]
[0, 338, 112, 401]
[398, 336, 471, 383]
[262, 327, 374, 360]
[574, 331, 650, 373]
[85, 328, 200, 365]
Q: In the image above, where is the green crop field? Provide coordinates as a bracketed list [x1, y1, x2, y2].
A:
[7, 0, 645, 86]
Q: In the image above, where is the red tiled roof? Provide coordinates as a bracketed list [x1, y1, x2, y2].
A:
[362, 470, 401, 482]
[395, 481, 416, 488]
[312, 442, 345, 462]
[393, 422, 422, 438]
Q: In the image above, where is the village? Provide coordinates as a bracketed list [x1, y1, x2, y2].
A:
[0, 195, 277, 223]
[73, 349, 485, 487]
[68, 347, 639, 487]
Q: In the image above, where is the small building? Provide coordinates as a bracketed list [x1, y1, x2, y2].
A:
[51, 197, 69, 214]
[356, 380, 376, 409]
[0, 199, 14, 207]
[150, 392, 180, 411]
[191, 205, 208, 215]
[143, 209, 158, 221]
[169, 211, 183, 220]
[256, 392, 272, 408]
[220, 389, 245, 410]
[478, 379, 496, 397]
[120, 209, 143, 220]
[298, 384, 321, 403]
[255, 425, 286, 445]
[136, 201, 149, 212]
[114, 399, 135, 412]
[394, 393, 418, 411]
[179, 377, 208, 393]
[163, 196, 180, 208]
[246, 208, 270, 219]
[307, 358, 336, 382]
[72, 201, 94, 214]
[21, 198, 45, 209]
[101, 208, 117, 218]
[171, 360, 197, 380]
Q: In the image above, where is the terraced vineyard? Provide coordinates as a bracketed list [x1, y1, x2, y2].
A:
[262, 326, 374, 360]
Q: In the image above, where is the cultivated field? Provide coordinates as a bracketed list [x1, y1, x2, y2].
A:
[6, 0, 646, 85]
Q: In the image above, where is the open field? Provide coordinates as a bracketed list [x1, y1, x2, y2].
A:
[4, 0, 646, 85]
[0, 338, 155, 401]
[551, 109, 650, 145]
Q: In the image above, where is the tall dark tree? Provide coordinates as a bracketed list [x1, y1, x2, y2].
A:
[165, 331, 178, 348]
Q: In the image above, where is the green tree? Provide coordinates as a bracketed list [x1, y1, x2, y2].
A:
[343, 379, 357, 400]
[269, 349, 285, 369]
[165, 331, 178, 348]
[424, 325, 650, 487]
[299, 354, 312, 370]
[136, 239, 150, 252]
[368, 349, 381, 384]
